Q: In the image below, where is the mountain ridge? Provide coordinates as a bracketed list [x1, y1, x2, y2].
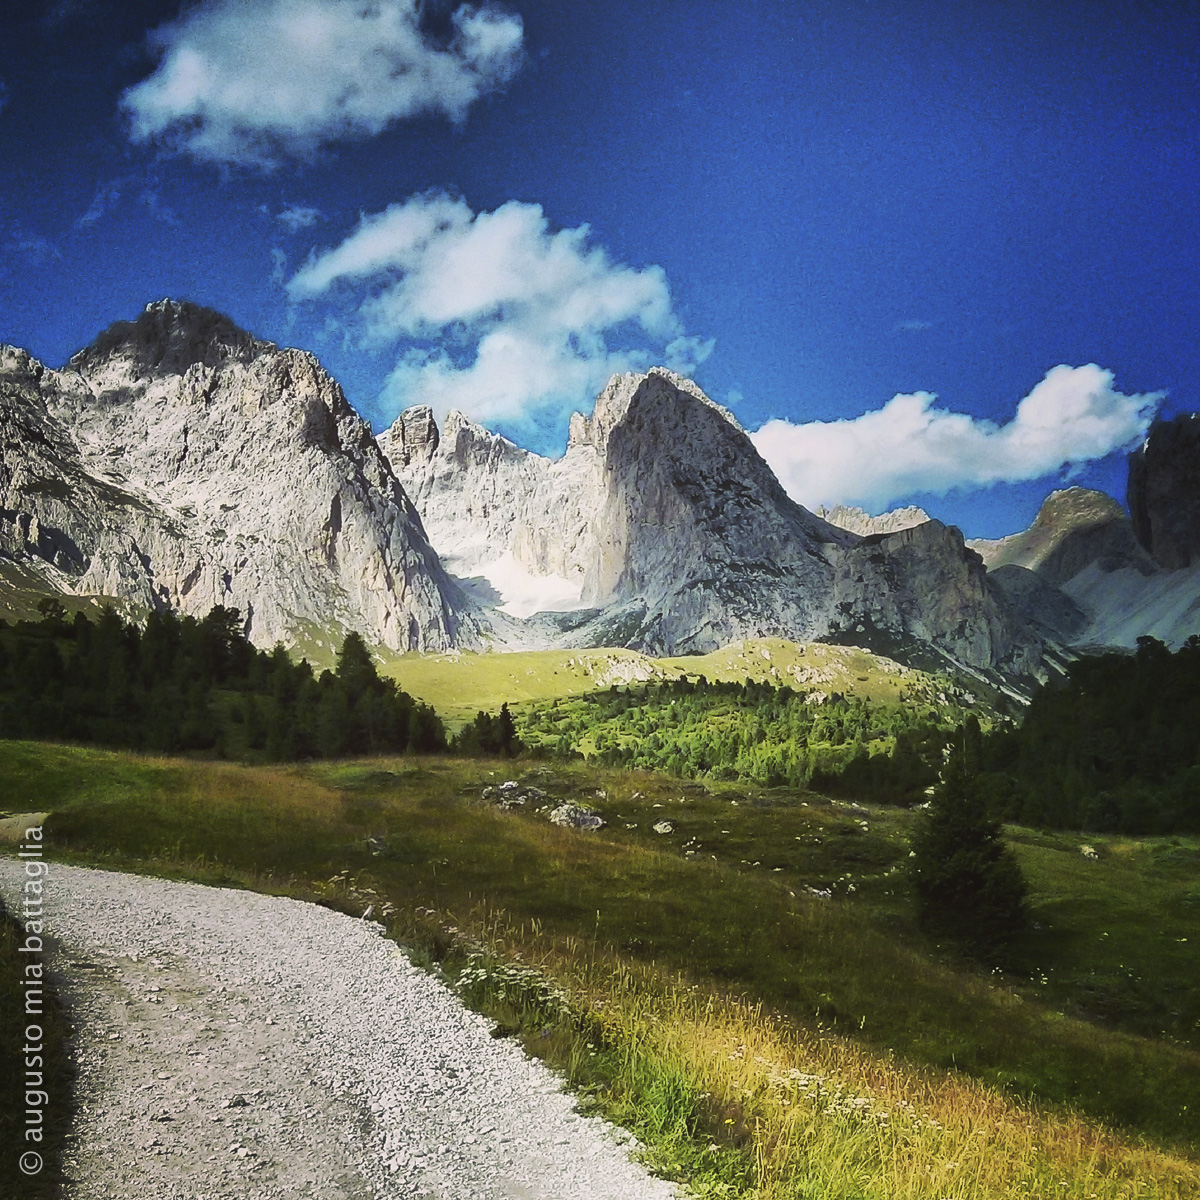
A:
[0, 299, 472, 655]
[384, 367, 1045, 676]
[969, 479, 1200, 651]
[25, 301, 1200, 679]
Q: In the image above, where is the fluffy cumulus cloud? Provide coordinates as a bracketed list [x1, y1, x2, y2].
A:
[288, 192, 712, 423]
[750, 365, 1162, 513]
[121, 0, 523, 167]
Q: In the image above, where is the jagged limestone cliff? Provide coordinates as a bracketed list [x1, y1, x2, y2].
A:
[0, 301, 469, 653]
[384, 368, 1043, 672]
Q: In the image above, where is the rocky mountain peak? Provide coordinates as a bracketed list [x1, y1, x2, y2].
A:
[1031, 486, 1125, 531]
[566, 410, 592, 449]
[1, 302, 471, 655]
[378, 404, 439, 471]
[569, 367, 743, 454]
[816, 504, 931, 538]
[0, 345, 44, 383]
[967, 487, 1148, 586]
[378, 365, 1042, 672]
[1128, 414, 1200, 569]
[68, 299, 268, 383]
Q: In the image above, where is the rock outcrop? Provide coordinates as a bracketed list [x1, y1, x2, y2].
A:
[970, 482, 1200, 651]
[384, 368, 1044, 673]
[0, 300, 469, 653]
[968, 487, 1152, 584]
[573, 370, 854, 653]
[816, 504, 931, 538]
[986, 565, 1089, 643]
[1128, 414, 1200, 569]
[381, 405, 603, 611]
[829, 520, 1042, 674]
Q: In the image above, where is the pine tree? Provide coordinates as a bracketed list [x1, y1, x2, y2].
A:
[495, 702, 519, 757]
[910, 746, 1029, 959]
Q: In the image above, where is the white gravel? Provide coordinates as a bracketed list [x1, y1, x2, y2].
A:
[0, 859, 681, 1200]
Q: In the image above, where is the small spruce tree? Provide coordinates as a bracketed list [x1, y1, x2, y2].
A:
[910, 737, 1029, 959]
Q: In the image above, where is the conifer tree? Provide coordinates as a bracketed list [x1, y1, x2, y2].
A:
[910, 741, 1029, 959]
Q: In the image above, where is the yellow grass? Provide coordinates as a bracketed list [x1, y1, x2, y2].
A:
[377, 638, 957, 723]
[427, 906, 1200, 1200]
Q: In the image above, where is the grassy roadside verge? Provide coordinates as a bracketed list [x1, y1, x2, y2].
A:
[4, 739, 1200, 1197]
[1, 898, 72, 1199]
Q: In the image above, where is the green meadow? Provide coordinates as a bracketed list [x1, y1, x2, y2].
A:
[3, 739, 1199, 1198]
[377, 637, 985, 728]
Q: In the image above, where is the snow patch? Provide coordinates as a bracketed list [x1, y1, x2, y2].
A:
[449, 551, 588, 619]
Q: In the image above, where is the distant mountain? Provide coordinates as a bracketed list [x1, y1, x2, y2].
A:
[380, 403, 603, 618]
[0, 300, 470, 655]
[971, 479, 1200, 651]
[967, 488, 1152, 584]
[385, 368, 1044, 675]
[816, 504, 931, 538]
[0, 304, 1064, 679]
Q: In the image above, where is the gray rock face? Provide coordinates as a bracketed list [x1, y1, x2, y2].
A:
[969, 482, 1200, 651]
[1128, 415, 1200, 569]
[0, 300, 469, 654]
[381, 405, 602, 602]
[987, 564, 1089, 642]
[968, 487, 1152, 585]
[830, 521, 1044, 675]
[580, 370, 853, 653]
[816, 504, 931, 538]
[385, 367, 1044, 673]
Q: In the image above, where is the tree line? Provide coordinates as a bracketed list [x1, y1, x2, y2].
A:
[0, 601, 446, 759]
[979, 636, 1200, 834]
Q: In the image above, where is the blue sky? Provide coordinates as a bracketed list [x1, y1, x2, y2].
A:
[2, 0, 1197, 537]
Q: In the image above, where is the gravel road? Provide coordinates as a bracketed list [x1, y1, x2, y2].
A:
[0, 859, 681, 1200]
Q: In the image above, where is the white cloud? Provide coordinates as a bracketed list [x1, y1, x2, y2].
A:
[750, 365, 1162, 513]
[277, 205, 323, 232]
[5, 228, 62, 264]
[289, 193, 708, 423]
[78, 177, 126, 227]
[121, 0, 524, 167]
[893, 318, 932, 333]
[665, 335, 715, 374]
[139, 188, 180, 226]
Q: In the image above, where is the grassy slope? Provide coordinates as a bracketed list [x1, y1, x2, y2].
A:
[378, 638, 975, 726]
[3, 740, 1199, 1199]
[0, 561, 142, 626]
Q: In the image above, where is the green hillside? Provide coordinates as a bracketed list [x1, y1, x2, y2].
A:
[380, 637, 983, 726]
[0, 563, 140, 626]
[4, 740, 1198, 1198]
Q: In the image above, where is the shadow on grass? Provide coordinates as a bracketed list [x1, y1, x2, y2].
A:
[1, 899, 73, 1199]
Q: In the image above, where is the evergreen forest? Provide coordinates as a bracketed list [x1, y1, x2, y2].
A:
[980, 636, 1200, 834]
[0, 601, 446, 759]
[518, 677, 975, 802]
